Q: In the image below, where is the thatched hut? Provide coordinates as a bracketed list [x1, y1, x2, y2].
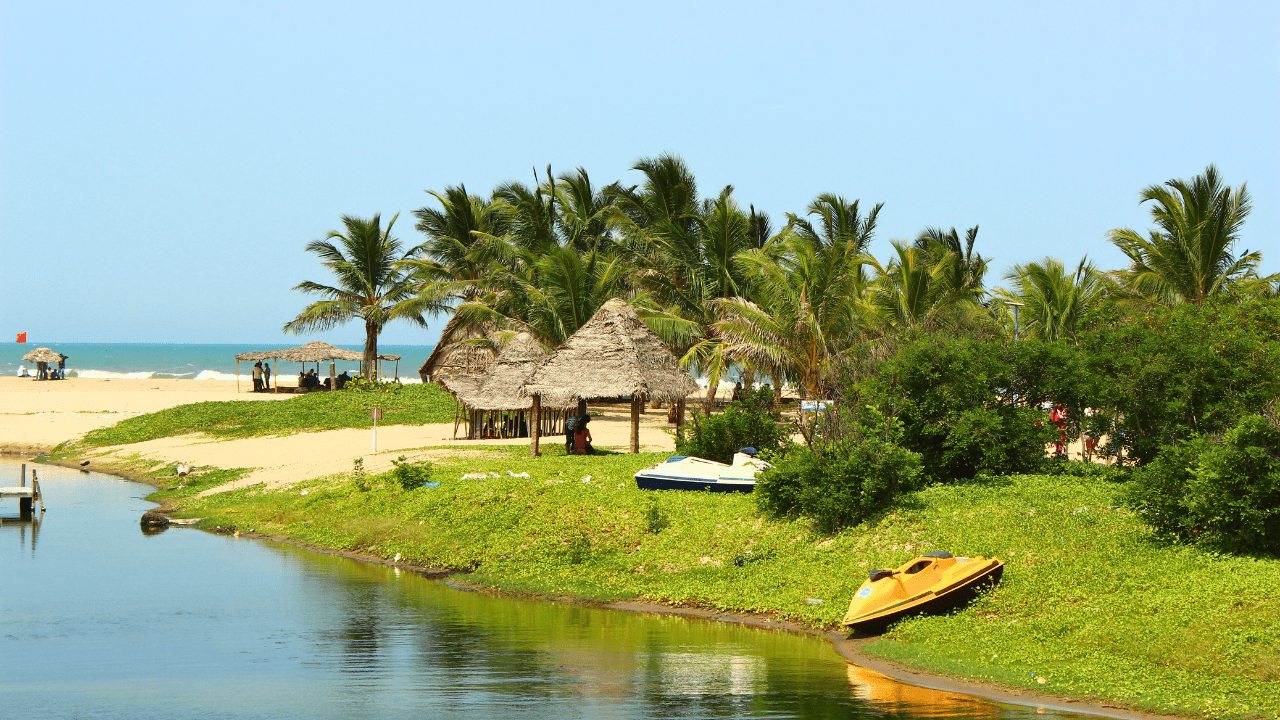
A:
[443, 332, 575, 440]
[524, 298, 699, 454]
[234, 342, 401, 393]
[419, 314, 498, 384]
[22, 347, 67, 380]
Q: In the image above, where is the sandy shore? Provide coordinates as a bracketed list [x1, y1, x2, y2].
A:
[0, 377, 291, 453]
[2, 376, 678, 492]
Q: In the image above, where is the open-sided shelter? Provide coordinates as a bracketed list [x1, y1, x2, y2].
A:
[523, 298, 698, 454]
[234, 342, 401, 393]
[442, 332, 575, 440]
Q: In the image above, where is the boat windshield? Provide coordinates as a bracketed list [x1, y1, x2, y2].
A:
[904, 560, 932, 574]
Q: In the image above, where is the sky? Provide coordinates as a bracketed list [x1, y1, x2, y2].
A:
[2, 1, 1277, 347]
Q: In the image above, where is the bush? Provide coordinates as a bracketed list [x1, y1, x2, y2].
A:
[756, 410, 924, 532]
[756, 439, 923, 533]
[675, 385, 788, 463]
[1124, 414, 1280, 553]
[391, 455, 435, 491]
[1084, 300, 1280, 464]
[847, 333, 1083, 482]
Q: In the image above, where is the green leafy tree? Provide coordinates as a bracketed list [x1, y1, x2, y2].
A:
[284, 214, 435, 376]
[1108, 164, 1259, 305]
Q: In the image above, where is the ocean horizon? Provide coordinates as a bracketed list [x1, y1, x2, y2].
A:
[4, 342, 435, 382]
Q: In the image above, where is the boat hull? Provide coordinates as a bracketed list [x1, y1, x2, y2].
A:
[844, 557, 1004, 634]
[633, 473, 755, 492]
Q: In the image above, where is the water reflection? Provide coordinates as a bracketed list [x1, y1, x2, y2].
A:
[0, 511, 41, 556]
[1, 460, 1089, 720]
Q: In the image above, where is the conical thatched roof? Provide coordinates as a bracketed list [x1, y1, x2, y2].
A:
[454, 333, 575, 411]
[524, 298, 698, 402]
[22, 347, 65, 363]
[420, 314, 499, 382]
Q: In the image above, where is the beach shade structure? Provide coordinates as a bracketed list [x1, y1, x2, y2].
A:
[22, 347, 68, 380]
[418, 314, 499, 385]
[234, 342, 362, 393]
[523, 298, 699, 455]
[442, 332, 575, 440]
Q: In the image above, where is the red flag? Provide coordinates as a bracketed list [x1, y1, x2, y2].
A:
[15, 332, 26, 343]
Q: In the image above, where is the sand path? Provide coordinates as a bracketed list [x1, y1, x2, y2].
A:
[83, 404, 677, 495]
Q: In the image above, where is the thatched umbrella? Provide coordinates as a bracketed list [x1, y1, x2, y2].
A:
[234, 342, 364, 393]
[22, 347, 65, 364]
[419, 314, 498, 384]
[23, 347, 67, 379]
[524, 298, 698, 454]
[444, 333, 575, 440]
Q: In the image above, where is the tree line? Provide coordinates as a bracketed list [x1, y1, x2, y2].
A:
[283, 157, 1273, 404]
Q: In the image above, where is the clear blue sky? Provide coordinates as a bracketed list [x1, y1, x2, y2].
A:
[3, 1, 1276, 346]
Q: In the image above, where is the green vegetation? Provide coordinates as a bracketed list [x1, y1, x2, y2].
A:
[675, 386, 787, 463]
[164, 449, 1278, 719]
[1125, 413, 1280, 553]
[73, 383, 455, 447]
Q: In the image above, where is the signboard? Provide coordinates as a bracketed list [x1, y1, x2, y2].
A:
[371, 408, 383, 421]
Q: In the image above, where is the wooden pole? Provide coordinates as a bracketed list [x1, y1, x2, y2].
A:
[273, 358, 278, 394]
[236, 360, 240, 393]
[531, 394, 542, 457]
[630, 394, 641, 453]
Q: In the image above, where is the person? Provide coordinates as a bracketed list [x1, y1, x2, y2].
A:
[37, 361, 47, 380]
[17, 365, 29, 377]
[1050, 403, 1068, 456]
[336, 370, 351, 390]
[57, 357, 65, 380]
[305, 369, 319, 389]
[252, 362, 263, 392]
[573, 414, 594, 455]
[262, 361, 271, 391]
[731, 382, 742, 403]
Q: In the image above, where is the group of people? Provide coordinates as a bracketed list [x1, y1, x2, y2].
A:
[16, 359, 66, 380]
[565, 414, 594, 455]
[251, 361, 273, 392]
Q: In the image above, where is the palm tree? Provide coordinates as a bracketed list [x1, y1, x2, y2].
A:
[995, 257, 1109, 342]
[716, 231, 869, 400]
[283, 213, 435, 377]
[785, 193, 883, 252]
[1107, 164, 1258, 305]
[409, 184, 510, 301]
[866, 240, 983, 331]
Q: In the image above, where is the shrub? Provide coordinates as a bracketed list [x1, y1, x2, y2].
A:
[847, 333, 1082, 482]
[756, 410, 924, 532]
[675, 385, 788, 463]
[644, 497, 670, 534]
[1124, 413, 1280, 553]
[1084, 299, 1280, 464]
[391, 455, 435, 491]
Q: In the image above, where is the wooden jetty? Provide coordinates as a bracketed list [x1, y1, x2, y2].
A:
[1, 463, 46, 518]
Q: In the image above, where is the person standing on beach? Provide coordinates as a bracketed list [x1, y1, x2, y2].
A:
[262, 361, 271, 391]
[252, 362, 263, 392]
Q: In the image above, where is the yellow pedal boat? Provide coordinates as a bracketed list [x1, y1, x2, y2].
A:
[842, 551, 1004, 633]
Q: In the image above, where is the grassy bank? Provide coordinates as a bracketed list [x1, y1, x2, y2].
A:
[67, 384, 455, 448]
[149, 444, 1280, 719]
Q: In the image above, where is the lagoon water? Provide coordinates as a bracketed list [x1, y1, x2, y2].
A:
[1, 460, 1087, 719]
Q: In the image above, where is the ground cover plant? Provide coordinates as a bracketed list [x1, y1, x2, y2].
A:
[168, 446, 1280, 719]
[72, 383, 455, 447]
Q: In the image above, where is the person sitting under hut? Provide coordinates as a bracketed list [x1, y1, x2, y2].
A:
[336, 370, 351, 390]
[573, 414, 594, 455]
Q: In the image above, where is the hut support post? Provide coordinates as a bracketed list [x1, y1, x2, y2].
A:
[236, 360, 240, 394]
[530, 394, 541, 457]
[273, 359, 278, 394]
[630, 394, 641, 453]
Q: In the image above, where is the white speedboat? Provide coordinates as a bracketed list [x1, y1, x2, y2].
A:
[633, 450, 771, 493]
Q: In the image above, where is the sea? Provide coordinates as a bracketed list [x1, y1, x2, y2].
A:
[3, 343, 435, 383]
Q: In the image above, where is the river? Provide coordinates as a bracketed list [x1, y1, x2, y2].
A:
[0, 460, 1089, 719]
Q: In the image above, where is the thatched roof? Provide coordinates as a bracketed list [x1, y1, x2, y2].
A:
[22, 347, 66, 363]
[453, 332, 575, 411]
[438, 372, 485, 399]
[419, 314, 498, 382]
[524, 298, 698, 402]
[235, 343, 398, 363]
